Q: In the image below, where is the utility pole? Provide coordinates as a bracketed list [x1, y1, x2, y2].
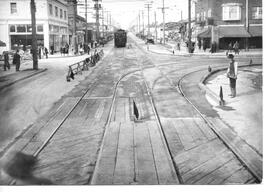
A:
[188, 0, 192, 53]
[142, 11, 145, 37]
[162, 0, 165, 44]
[72, 0, 78, 54]
[158, 0, 169, 44]
[102, 7, 104, 39]
[245, 0, 249, 51]
[30, 0, 38, 69]
[138, 12, 141, 35]
[145, 2, 152, 38]
[93, 0, 100, 43]
[154, 11, 157, 42]
[85, 0, 88, 44]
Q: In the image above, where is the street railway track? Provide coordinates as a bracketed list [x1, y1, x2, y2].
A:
[131, 37, 260, 184]
[3, 36, 261, 185]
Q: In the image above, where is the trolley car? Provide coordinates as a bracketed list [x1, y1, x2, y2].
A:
[114, 29, 127, 48]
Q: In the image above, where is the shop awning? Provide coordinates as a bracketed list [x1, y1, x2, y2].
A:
[218, 26, 251, 38]
[197, 28, 211, 38]
[249, 26, 262, 37]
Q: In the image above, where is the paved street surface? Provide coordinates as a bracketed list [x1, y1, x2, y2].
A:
[0, 34, 262, 185]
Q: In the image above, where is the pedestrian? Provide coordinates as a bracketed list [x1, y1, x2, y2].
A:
[226, 53, 238, 98]
[177, 42, 180, 50]
[198, 39, 202, 50]
[50, 45, 54, 55]
[38, 46, 41, 59]
[44, 47, 48, 59]
[79, 45, 84, 55]
[13, 50, 21, 71]
[1, 151, 53, 185]
[233, 41, 240, 55]
[3, 51, 10, 71]
[203, 40, 207, 52]
[87, 44, 91, 55]
[90, 41, 93, 48]
[65, 43, 69, 55]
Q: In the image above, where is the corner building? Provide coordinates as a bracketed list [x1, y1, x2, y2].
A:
[195, 0, 262, 49]
[0, 0, 69, 52]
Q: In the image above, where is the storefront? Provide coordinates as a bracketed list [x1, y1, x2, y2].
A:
[197, 26, 251, 50]
[9, 24, 44, 51]
[49, 24, 68, 52]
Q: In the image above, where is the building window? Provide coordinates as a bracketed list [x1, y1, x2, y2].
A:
[252, 7, 262, 19]
[55, 6, 58, 17]
[10, 25, 16, 32]
[37, 25, 43, 32]
[49, 4, 53, 15]
[17, 25, 26, 33]
[60, 9, 63, 19]
[222, 3, 242, 21]
[27, 25, 32, 32]
[10, 2, 17, 14]
[64, 10, 67, 20]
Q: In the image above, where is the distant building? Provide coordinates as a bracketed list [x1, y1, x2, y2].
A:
[195, 0, 262, 49]
[0, 0, 69, 52]
[66, 0, 88, 47]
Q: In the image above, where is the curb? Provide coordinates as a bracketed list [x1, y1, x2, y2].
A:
[0, 68, 47, 90]
[178, 66, 263, 182]
[148, 48, 262, 58]
[199, 63, 262, 105]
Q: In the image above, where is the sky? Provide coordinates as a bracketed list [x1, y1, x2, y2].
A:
[77, 0, 193, 29]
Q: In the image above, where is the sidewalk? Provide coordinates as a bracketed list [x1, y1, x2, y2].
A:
[146, 40, 262, 58]
[204, 66, 262, 154]
[0, 45, 109, 90]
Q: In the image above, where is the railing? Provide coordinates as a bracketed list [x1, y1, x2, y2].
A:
[66, 49, 104, 82]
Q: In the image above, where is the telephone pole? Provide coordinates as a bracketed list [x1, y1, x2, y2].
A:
[245, 0, 249, 51]
[30, 0, 38, 69]
[188, 0, 192, 53]
[102, 7, 104, 39]
[93, 0, 101, 43]
[142, 11, 145, 37]
[85, 0, 88, 44]
[145, 2, 152, 38]
[154, 11, 157, 42]
[158, 0, 169, 44]
[138, 12, 141, 34]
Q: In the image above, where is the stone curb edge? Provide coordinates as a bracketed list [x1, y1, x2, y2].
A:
[196, 63, 263, 182]
[148, 47, 262, 58]
[0, 68, 48, 90]
[199, 63, 262, 105]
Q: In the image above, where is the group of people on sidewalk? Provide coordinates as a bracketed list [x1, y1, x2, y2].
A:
[2, 50, 21, 72]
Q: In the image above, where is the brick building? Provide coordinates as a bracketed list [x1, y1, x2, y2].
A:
[195, 0, 262, 49]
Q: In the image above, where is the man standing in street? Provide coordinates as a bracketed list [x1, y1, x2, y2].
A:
[13, 50, 21, 71]
[3, 51, 10, 71]
[226, 53, 238, 98]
